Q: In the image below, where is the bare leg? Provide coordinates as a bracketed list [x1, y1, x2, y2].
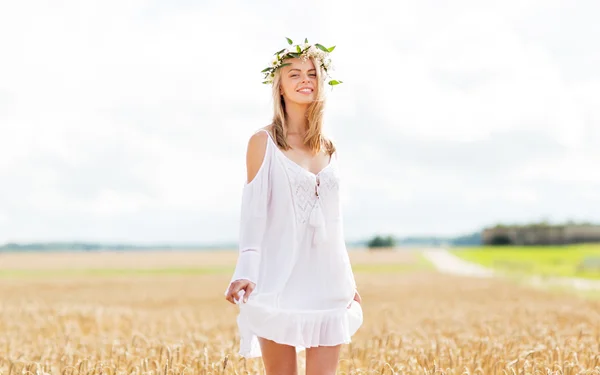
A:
[305, 344, 341, 375]
[258, 337, 298, 375]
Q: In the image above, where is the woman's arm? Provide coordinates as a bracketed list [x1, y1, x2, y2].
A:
[225, 131, 270, 304]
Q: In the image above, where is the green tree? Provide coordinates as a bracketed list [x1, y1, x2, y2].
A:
[367, 235, 396, 249]
[490, 234, 512, 245]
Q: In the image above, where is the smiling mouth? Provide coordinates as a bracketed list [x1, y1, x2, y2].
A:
[297, 88, 313, 94]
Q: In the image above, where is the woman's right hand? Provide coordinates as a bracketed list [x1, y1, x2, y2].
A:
[225, 279, 256, 305]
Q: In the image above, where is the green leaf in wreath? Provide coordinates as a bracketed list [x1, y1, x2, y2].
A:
[296, 45, 302, 53]
[315, 44, 329, 52]
[286, 37, 293, 45]
[279, 63, 291, 68]
[327, 46, 336, 52]
[274, 48, 286, 56]
[305, 37, 308, 43]
[261, 67, 272, 73]
[328, 80, 342, 86]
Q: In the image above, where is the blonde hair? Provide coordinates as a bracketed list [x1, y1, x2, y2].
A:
[269, 57, 336, 156]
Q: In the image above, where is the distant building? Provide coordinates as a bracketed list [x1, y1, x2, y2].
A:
[482, 224, 600, 245]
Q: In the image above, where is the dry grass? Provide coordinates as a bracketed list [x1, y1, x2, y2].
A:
[1, 250, 599, 375]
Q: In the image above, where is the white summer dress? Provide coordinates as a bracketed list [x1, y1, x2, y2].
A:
[224, 129, 363, 358]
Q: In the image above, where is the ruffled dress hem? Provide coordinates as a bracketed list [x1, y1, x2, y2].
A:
[236, 299, 363, 358]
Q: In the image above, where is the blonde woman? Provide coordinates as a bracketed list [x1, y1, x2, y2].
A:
[224, 38, 363, 374]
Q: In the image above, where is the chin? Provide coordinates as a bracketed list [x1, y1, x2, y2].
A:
[292, 93, 315, 105]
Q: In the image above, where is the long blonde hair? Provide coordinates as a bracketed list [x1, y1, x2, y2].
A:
[270, 57, 336, 156]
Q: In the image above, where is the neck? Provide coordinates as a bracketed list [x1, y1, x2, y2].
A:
[283, 100, 309, 135]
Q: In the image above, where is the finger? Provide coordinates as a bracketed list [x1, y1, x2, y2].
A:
[225, 290, 236, 304]
[224, 286, 234, 304]
[234, 288, 247, 304]
[227, 283, 242, 304]
[244, 283, 255, 303]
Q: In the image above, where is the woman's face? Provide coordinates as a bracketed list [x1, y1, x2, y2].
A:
[279, 57, 318, 105]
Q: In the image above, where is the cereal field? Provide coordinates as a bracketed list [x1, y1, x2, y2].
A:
[1, 250, 599, 375]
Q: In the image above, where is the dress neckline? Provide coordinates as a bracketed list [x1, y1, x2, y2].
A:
[260, 129, 334, 178]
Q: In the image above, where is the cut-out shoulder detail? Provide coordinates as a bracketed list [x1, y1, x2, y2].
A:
[246, 131, 270, 185]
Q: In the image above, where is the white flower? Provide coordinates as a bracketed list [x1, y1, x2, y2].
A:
[272, 58, 280, 67]
[307, 46, 327, 65]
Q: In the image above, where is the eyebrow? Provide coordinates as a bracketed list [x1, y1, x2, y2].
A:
[288, 68, 316, 72]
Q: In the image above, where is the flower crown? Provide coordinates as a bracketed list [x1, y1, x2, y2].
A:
[261, 37, 342, 86]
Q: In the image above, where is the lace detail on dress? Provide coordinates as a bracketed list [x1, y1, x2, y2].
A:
[285, 164, 319, 224]
[281, 161, 339, 228]
[261, 128, 340, 227]
[315, 165, 339, 199]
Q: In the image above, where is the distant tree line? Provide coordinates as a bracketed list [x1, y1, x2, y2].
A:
[485, 220, 600, 246]
[366, 231, 482, 249]
[0, 242, 224, 252]
[491, 220, 598, 229]
[367, 235, 397, 248]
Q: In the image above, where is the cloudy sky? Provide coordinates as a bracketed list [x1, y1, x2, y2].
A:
[1, 0, 598, 245]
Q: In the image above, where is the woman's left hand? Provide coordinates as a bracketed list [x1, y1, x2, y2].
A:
[348, 289, 361, 308]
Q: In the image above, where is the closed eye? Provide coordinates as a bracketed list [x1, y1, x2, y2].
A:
[291, 74, 316, 78]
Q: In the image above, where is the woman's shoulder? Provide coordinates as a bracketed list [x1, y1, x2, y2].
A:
[246, 126, 272, 157]
[247, 125, 274, 144]
[245, 126, 274, 184]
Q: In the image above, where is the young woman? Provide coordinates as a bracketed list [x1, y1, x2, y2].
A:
[224, 38, 363, 374]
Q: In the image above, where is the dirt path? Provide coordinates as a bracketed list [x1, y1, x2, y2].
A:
[423, 248, 600, 291]
[422, 248, 494, 277]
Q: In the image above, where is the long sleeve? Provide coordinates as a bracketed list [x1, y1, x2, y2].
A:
[335, 149, 357, 291]
[343, 245, 357, 290]
[227, 138, 272, 288]
[349, 262, 357, 290]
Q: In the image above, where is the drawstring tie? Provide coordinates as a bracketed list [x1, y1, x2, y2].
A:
[309, 175, 327, 245]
